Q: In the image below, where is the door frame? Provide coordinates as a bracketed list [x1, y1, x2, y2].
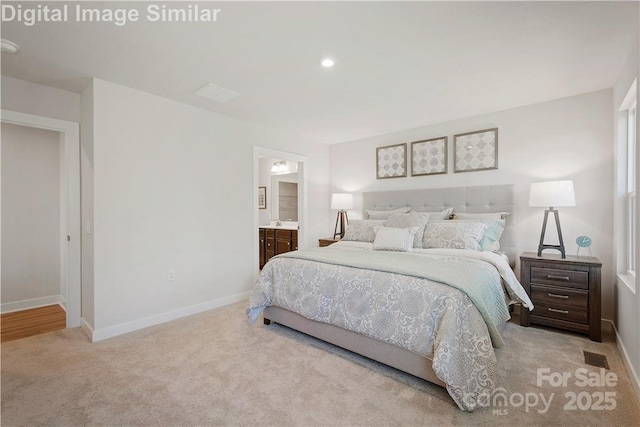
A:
[1, 109, 81, 328]
[253, 146, 307, 282]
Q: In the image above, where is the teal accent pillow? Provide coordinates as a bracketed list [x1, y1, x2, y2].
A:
[478, 220, 506, 251]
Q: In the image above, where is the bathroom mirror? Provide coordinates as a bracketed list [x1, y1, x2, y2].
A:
[271, 173, 298, 221]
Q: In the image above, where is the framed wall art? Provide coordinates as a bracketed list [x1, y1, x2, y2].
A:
[376, 143, 407, 179]
[454, 128, 498, 173]
[258, 186, 267, 209]
[411, 137, 447, 176]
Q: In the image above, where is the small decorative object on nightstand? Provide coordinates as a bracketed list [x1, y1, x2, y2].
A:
[576, 235, 592, 258]
[520, 252, 601, 342]
[319, 237, 340, 247]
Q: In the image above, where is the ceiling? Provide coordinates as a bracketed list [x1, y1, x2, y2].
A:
[1, 1, 638, 144]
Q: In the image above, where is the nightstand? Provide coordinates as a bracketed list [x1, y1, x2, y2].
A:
[520, 252, 601, 342]
[319, 237, 340, 247]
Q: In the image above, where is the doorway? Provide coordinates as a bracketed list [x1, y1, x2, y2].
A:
[253, 147, 307, 278]
[1, 110, 81, 329]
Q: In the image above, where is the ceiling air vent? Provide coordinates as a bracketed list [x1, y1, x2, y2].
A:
[194, 83, 240, 103]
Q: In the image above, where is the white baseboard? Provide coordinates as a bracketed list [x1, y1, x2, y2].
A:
[601, 318, 613, 333]
[1, 295, 64, 314]
[90, 291, 252, 342]
[80, 318, 95, 341]
[611, 321, 640, 401]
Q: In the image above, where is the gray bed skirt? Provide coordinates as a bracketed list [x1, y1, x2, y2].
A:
[263, 305, 446, 387]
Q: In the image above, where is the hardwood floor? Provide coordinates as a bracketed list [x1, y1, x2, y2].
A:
[1, 305, 66, 343]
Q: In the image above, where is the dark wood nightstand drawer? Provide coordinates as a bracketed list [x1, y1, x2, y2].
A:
[531, 302, 588, 324]
[530, 285, 588, 309]
[530, 266, 588, 289]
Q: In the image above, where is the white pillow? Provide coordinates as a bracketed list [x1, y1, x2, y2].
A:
[416, 207, 454, 220]
[342, 220, 386, 243]
[453, 212, 510, 220]
[366, 207, 411, 220]
[422, 222, 489, 251]
[373, 227, 419, 252]
[385, 211, 429, 248]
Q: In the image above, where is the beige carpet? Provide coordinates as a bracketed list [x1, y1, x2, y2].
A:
[1, 302, 639, 426]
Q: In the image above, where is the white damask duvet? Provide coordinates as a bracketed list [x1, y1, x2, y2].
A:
[247, 241, 533, 411]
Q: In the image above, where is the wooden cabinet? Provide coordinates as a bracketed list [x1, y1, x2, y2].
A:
[259, 229, 266, 268]
[520, 252, 601, 342]
[264, 229, 275, 268]
[319, 237, 340, 247]
[276, 229, 297, 254]
[260, 228, 297, 269]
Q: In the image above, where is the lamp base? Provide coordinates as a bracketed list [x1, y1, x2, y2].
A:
[333, 210, 348, 240]
[537, 208, 566, 258]
[538, 244, 566, 258]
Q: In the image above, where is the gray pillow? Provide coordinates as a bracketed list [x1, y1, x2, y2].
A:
[422, 221, 489, 251]
[342, 220, 386, 243]
[385, 211, 429, 248]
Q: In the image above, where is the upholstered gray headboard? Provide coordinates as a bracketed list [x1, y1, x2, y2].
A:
[362, 185, 516, 266]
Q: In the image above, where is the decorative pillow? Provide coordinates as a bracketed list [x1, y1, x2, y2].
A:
[453, 212, 510, 220]
[373, 227, 419, 252]
[366, 207, 411, 220]
[422, 221, 489, 251]
[342, 220, 386, 243]
[451, 219, 506, 251]
[385, 211, 429, 248]
[416, 207, 454, 220]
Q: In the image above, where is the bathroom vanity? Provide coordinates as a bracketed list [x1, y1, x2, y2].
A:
[259, 222, 298, 269]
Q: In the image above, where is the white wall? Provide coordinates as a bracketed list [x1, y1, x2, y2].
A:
[80, 80, 95, 330]
[1, 123, 61, 308]
[613, 37, 640, 395]
[89, 79, 330, 337]
[330, 89, 614, 318]
[1, 76, 80, 123]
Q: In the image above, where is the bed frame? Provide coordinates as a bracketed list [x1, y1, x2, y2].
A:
[264, 185, 516, 388]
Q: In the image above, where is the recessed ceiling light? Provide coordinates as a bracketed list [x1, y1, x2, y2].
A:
[321, 58, 335, 68]
[1, 39, 19, 54]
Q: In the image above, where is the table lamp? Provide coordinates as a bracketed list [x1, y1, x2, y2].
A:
[529, 180, 575, 258]
[331, 193, 353, 239]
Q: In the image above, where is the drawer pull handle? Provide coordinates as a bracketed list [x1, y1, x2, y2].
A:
[547, 275, 570, 281]
[547, 293, 569, 299]
[548, 308, 569, 314]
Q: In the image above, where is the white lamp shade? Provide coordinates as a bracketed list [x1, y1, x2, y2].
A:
[331, 193, 353, 210]
[529, 180, 576, 208]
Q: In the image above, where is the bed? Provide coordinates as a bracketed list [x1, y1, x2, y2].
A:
[247, 185, 533, 411]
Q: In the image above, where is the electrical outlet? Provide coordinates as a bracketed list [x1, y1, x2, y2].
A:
[168, 269, 176, 281]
